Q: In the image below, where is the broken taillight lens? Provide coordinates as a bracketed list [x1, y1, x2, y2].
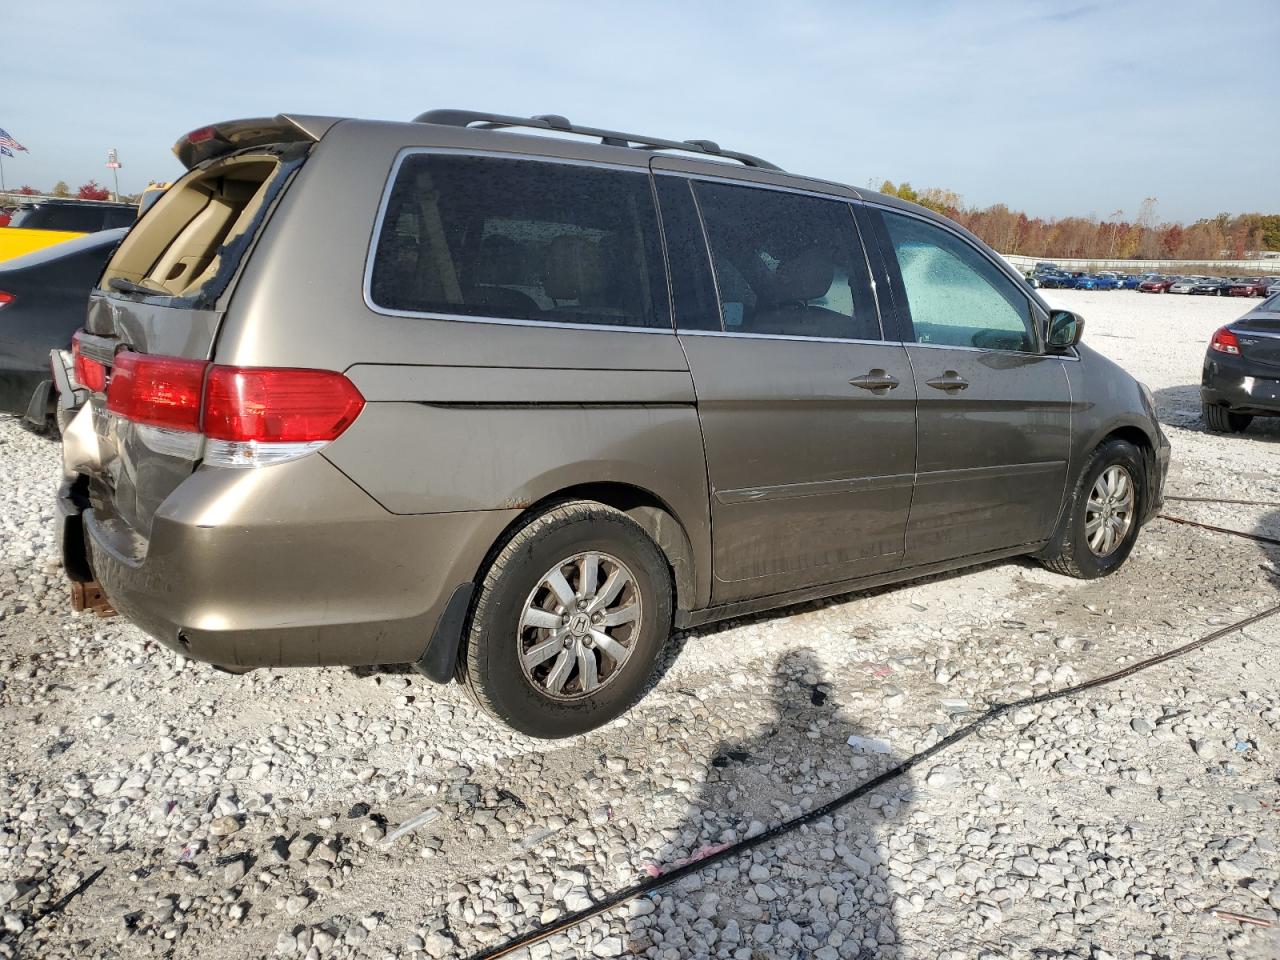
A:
[106, 351, 208, 431]
[71, 331, 108, 392]
[104, 351, 365, 467]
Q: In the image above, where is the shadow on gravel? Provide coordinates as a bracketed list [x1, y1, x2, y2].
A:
[630, 649, 910, 958]
[1153, 384, 1280, 442]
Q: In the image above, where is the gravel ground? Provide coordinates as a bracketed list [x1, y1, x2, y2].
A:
[2, 289, 1278, 960]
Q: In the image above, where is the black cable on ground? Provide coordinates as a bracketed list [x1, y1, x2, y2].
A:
[468, 597, 1280, 959]
[1159, 513, 1280, 547]
[11, 865, 106, 958]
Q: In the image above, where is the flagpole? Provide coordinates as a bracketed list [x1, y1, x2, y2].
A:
[0, 151, 6, 195]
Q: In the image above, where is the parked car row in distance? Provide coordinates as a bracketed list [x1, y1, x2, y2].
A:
[1030, 268, 1138, 290]
[1024, 262, 1280, 297]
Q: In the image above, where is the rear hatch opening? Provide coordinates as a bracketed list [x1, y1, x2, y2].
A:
[70, 133, 322, 550]
[98, 148, 302, 308]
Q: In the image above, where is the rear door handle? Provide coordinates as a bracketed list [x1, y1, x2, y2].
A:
[848, 369, 900, 393]
[925, 371, 969, 392]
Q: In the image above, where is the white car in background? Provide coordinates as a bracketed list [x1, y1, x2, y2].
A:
[1169, 277, 1202, 294]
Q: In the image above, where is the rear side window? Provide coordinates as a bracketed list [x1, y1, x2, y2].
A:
[879, 210, 1035, 352]
[692, 181, 881, 341]
[370, 154, 669, 329]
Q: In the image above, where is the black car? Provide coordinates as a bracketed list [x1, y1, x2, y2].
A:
[1190, 277, 1229, 296]
[1202, 292, 1280, 432]
[9, 199, 137, 233]
[1037, 271, 1075, 289]
[0, 228, 126, 421]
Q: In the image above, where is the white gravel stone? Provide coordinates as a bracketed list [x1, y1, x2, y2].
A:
[1, 291, 1278, 960]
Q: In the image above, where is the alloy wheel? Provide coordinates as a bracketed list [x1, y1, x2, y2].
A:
[517, 551, 642, 700]
[1085, 465, 1135, 557]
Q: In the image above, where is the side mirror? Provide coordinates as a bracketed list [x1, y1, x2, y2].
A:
[1046, 309, 1084, 351]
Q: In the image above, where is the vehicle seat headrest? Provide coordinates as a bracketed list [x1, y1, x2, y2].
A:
[771, 247, 834, 303]
[544, 235, 608, 303]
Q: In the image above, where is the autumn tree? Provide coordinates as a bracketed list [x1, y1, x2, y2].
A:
[869, 178, 1278, 260]
[76, 180, 111, 201]
[51, 181, 70, 197]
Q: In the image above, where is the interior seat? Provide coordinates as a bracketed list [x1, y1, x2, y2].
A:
[542, 235, 630, 324]
[750, 247, 847, 337]
[468, 234, 540, 315]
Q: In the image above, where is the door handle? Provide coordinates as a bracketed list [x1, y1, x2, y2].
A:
[925, 371, 970, 392]
[848, 370, 900, 393]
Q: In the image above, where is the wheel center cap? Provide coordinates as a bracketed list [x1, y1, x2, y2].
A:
[568, 613, 591, 637]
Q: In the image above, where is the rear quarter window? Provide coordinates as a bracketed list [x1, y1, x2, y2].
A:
[368, 153, 670, 329]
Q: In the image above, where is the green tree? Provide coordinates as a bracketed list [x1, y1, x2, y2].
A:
[52, 181, 70, 197]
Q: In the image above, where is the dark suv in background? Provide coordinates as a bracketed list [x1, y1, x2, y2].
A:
[58, 110, 1169, 737]
[9, 199, 137, 233]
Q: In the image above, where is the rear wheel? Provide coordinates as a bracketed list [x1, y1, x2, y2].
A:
[459, 501, 673, 738]
[1041, 439, 1145, 579]
[1203, 403, 1252, 433]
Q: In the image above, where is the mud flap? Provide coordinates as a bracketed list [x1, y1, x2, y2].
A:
[413, 583, 475, 683]
[23, 380, 53, 430]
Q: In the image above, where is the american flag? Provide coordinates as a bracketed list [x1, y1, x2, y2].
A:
[0, 128, 28, 152]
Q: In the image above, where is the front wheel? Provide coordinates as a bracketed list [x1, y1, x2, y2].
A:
[1040, 439, 1145, 579]
[459, 501, 673, 738]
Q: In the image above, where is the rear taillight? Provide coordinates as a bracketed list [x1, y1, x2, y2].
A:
[0, 291, 14, 309]
[202, 367, 365, 443]
[1210, 327, 1241, 355]
[104, 351, 365, 468]
[71, 331, 108, 392]
[106, 351, 207, 431]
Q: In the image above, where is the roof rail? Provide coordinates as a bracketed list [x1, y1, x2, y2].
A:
[413, 109, 782, 171]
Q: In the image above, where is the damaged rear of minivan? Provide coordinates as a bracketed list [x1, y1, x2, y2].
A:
[58, 115, 488, 672]
[61, 118, 320, 619]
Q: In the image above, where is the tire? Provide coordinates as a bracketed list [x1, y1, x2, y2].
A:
[1040, 439, 1145, 580]
[459, 500, 673, 738]
[1203, 403, 1252, 433]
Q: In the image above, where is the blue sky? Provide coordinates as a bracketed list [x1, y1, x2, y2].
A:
[6, 0, 1277, 222]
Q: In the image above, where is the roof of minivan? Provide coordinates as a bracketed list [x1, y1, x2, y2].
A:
[186, 111, 936, 221]
[183, 111, 1040, 302]
[336, 112, 939, 217]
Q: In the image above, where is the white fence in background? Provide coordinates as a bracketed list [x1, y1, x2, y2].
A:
[1000, 252, 1280, 273]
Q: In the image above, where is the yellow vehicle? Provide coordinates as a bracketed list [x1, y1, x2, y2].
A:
[0, 198, 138, 262]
